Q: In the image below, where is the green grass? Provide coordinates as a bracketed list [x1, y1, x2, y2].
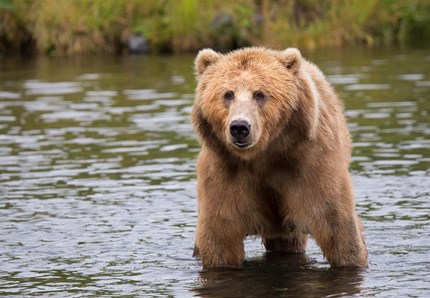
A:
[1, 0, 429, 55]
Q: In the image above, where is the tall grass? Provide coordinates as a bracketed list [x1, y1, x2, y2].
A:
[1, 0, 429, 55]
[257, 0, 377, 49]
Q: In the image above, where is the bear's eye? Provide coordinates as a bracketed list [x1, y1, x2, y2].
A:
[253, 91, 266, 101]
[223, 91, 234, 101]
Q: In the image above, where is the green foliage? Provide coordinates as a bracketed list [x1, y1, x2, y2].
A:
[1, 0, 429, 55]
[0, 0, 16, 11]
[257, 0, 377, 49]
[370, 0, 430, 45]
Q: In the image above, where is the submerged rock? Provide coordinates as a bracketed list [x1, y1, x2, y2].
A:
[127, 34, 150, 54]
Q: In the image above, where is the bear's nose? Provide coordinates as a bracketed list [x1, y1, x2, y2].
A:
[230, 120, 251, 138]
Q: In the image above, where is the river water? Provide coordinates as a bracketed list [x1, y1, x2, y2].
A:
[0, 47, 429, 297]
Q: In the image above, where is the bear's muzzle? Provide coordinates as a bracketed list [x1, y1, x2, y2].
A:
[229, 119, 251, 148]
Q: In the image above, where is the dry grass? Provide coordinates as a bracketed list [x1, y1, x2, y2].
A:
[0, 0, 429, 55]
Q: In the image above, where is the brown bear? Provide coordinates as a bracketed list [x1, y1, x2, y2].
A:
[191, 47, 368, 269]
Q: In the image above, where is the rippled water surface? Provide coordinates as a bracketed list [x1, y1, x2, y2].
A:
[1, 47, 429, 297]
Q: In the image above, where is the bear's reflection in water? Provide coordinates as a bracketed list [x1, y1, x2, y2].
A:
[192, 252, 364, 297]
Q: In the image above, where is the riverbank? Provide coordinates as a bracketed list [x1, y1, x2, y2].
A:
[1, 0, 429, 55]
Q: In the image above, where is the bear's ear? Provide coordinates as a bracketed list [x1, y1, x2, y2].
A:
[195, 49, 221, 76]
[277, 48, 302, 73]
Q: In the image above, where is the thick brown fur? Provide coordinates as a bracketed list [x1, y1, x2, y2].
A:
[191, 47, 368, 269]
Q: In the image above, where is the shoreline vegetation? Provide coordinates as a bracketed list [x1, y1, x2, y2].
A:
[1, 0, 430, 56]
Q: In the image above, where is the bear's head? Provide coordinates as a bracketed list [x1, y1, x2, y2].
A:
[192, 47, 314, 160]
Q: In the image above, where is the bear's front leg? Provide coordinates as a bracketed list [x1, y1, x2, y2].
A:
[193, 149, 249, 269]
[195, 215, 245, 268]
[309, 205, 368, 268]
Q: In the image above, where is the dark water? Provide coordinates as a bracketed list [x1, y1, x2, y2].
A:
[0, 47, 429, 297]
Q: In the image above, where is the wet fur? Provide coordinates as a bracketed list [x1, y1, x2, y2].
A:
[192, 47, 368, 268]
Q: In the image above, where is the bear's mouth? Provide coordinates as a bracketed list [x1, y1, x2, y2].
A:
[233, 141, 250, 149]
